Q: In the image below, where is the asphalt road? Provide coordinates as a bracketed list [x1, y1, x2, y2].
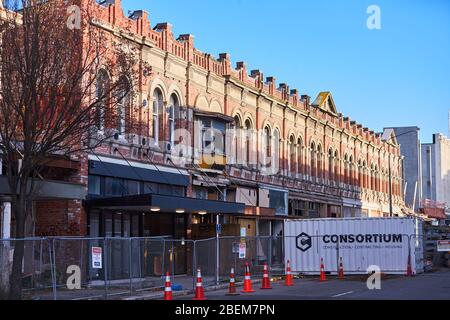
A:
[174, 270, 450, 300]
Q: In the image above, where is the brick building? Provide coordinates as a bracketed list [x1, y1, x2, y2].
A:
[0, 0, 406, 243]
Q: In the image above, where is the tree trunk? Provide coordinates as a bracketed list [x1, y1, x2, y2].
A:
[0, 244, 12, 299]
[8, 197, 26, 300]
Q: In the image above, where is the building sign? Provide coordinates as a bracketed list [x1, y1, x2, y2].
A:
[285, 218, 419, 275]
[239, 243, 246, 259]
[92, 247, 103, 269]
[437, 240, 450, 252]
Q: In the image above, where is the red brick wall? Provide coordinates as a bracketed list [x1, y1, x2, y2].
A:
[35, 200, 87, 237]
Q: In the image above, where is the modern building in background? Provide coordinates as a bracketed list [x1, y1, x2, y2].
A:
[384, 127, 422, 211]
[421, 133, 450, 224]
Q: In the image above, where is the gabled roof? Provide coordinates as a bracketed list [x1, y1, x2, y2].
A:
[311, 92, 338, 114]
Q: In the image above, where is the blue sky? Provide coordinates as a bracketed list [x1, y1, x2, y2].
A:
[122, 0, 450, 143]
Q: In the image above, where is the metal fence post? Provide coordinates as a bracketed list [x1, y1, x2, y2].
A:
[51, 238, 57, 300]
[192, 240, 196, 291]
[171, 241, 175, 282]
[129, 238, 133, 295]
[216, 236, 220, 285]
[48, 238, 57, 300]
[268, 236, 273, 271]
[103, 238, 108, 300]
[161, 239, 165, 279]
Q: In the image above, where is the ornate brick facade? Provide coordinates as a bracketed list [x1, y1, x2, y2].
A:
[80, 0, 404, 219]
[1, 0, 407, 238]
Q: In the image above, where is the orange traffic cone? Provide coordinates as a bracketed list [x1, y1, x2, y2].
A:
[261, 263, 272, 290]
[320, 258, 327, 282]
[242, 262, 255, 293]
[163, 272, 173, 300]
[226, 267, 239, 296]
[406, 253, 413, 277]
[193, 268, 207, 300]
[338, 257, 345, 279]
[285, 260, 294, 286]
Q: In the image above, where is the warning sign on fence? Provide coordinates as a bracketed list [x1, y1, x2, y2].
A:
[92, 247, 103, 269]
[437, 240, 450, 252]
[239, 243, 246, 259]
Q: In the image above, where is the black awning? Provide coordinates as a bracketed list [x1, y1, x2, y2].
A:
[89, 160, 190, 187]
[84, 193, 245, 215]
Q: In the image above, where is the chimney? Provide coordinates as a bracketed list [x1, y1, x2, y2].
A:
[301, 95, 311, 106]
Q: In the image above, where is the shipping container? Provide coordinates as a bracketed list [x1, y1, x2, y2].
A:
[284, 217, 424, 275]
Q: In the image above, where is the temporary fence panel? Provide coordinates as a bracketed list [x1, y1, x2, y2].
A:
[194, 238, 217, 287]
[52, 238, 112, 300]
[0, 238, 53, 300]
[284, 217, 422, 275]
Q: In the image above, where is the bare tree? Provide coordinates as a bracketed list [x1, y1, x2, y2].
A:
[0, 0, 141, 299]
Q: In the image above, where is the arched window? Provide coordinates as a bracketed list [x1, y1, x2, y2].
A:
[358, 160, 363, 188]
[374, 165, 379, 191]
[344, 154, 349, 185]
[317, 144, 322, 180]
[244, 119, 252, 166]
[117, 76, 131, 135]
[370, 164, 375, 190]
[152, 88, 164, 144]
[363, 161, 367, 189]
[310, 142, 316, 178]
[273, 129, 281, 174]
[95, 69, 109, 131]
[168, 94, 179, 147]
[349, 156, 354, 185]
[297, 137, 303, 176]
[334, 151, 339, 184]
[289, 135, 296, 176]
[233, 116, 242, 164]
[328, 149, 333, 182]
[264, 126, 271, 159]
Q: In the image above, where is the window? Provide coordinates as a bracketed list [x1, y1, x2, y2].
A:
[117, 77, 131, 135]
[273, 129, 280, 174]
[124, 180, 140, 196]
[244, 119, 252, 165]
[104, 177, 125, 197]
[194, 187, 208, 200]
[363, 161, 368, 188]
[297, 137, 303, 175]
[201, 118, 226, 156]
[328, 149, 333, 181]
[334, 151, 339, 183]
[344, 154, 349, 185]
[349, 156, 354, 185]
[88, 175, 101, 195]
[168, 94, 179, 147]
[310, 143, 316, 178]
[152, 89, 164, 144]
[269, 190, 287, 215]
[317, 145, 322, 179]
[264, 126, 271, 158]
[233, 116, 242, 164]
[95, 70, 109, 131]
[289, 135, 296, 175]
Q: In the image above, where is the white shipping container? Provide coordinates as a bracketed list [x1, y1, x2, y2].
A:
[284, 217, 423, 275]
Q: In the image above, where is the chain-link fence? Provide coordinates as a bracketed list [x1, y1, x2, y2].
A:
[0, 233, 427, 300]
